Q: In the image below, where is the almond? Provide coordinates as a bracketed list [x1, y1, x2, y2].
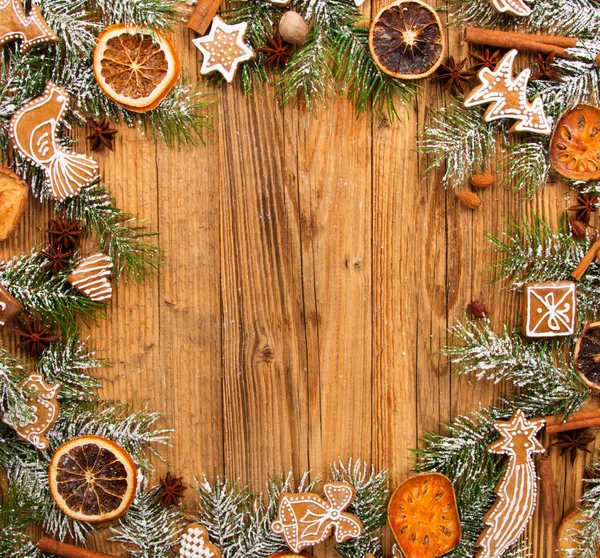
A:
[456, 190, 481, 209]
[468, 172, 494, 189]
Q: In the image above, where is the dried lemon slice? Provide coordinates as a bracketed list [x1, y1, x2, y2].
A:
[93, 24, 180, 113]
[49, 435, 137, 522]
[369, 0, 445, 80]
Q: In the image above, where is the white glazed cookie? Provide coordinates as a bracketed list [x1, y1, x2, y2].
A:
[67, 254, 113, 302]
[179, 524, 221, 558]
[192, 17, 254, 83]
[464, 49, 551, 135]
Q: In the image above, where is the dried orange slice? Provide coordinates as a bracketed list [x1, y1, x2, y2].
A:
[388, 473, 461, 558]
[93, 24, 180, 113]
[550, 104, 600, 181]
[0, 166, 28, 241]
[369, 0, 445, 80]
[574, 321, 600, 390]
[49, 435, 137, 523]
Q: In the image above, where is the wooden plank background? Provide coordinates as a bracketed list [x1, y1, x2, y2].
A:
[1, 1, 596, 555]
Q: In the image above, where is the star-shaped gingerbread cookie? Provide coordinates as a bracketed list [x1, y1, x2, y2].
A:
[192, 16, 254, 83]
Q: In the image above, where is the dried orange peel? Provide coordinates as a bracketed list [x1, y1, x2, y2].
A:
[388, 473, 461, 558]
[49, 435, 137, 523]
[93, 24, 180, 113]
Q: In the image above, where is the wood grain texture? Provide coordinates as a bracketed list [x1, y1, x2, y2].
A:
[0, 3, 593, 556]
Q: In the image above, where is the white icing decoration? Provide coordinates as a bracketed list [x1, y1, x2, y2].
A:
[0, 0, 58, 52]
[69, 253, 113, 301]
[192, 17, 254, 83]
[464, 49, 551, 135]
[524, 281, 576, 338]
[179, 524, 220, 558]
[476, 409, 545, 558]
[490, 0, 531, 16]
[9, 82, 98, 201]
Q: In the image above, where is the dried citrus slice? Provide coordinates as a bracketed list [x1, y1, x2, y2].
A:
[550, 104, 600, 181]
[369, 0, 445, 80]
[0, 166, 28, 241]
[49, 435, 137, 523]
[93, 24, 180, 113]
[557, 509, 600, 556]
[574, 321, 600, 390]
[388, 473, 461, 558]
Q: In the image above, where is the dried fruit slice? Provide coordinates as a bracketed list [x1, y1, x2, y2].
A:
[557, 509, 600, 556]
[0, 166, 28, 241]
[369, 0, 445, 80]
[574, 322, 600, 390]
[49, 435, 137, 522]
[93, 24, 180, 113]
[550, 104, 600, 181]
[388, 473, 461, 558]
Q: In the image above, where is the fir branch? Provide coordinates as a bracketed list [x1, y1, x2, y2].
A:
[500, 139, 551, 200]
[40, 0, 99, 56]
[56, 180, 161, 283]
[330, 459, 389, 558]
[449, 0, 600, 36]
[195, 472, 316, 558]
[93, 0, 180, 29]
[0, 251, 102, 332]
[564, 460, 600, 557]
[419, 101, 502, 187]
[111, 480, 185, 558]
[36, 336, 105, 402]
[0, 477, 45, 558]
[142, 82, 214, 147]
[0, 346, 31, 425]
[329, 25, 417, 118]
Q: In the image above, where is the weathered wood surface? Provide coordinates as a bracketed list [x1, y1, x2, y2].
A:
[1, 2, 593, 555]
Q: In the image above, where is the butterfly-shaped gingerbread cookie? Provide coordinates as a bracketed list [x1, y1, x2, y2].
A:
[272, 482, 363, 553]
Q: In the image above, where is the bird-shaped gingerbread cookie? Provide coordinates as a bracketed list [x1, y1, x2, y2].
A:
[9, 82, 98, 201]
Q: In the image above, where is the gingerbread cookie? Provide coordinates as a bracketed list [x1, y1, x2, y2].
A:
[476, 409, 545, 558]
[9, 82, 98, 201]
[464, 49, 551, 135]
[0, 284, 22, 326]
[522, 281, 576, 338]
[490, 0, 531, 16]
[3, 372, 60, 449]
[271, 482, 363, 553]
[192, 16, 254, 83]
[67, 254, 113, 302]
[0, 0, 58, 52]
[179, 524, 221, 558]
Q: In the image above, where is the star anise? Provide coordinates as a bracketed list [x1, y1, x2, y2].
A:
[157, 472, 187, 507]
[436, 56, 475, 95]
[15, 316, 59, 355]
[569, 193, 599, 225]
[41, 245, 75, 275]
[552, 429, 595, 465]
[86, 116, 118, 151]
[469, 47, 503, 72]
[47, 218, 83, 250]
[257, 32, 292, 69]
[531, 53, 564, 82]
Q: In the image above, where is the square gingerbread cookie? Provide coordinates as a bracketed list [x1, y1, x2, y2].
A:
[522, 281, 577, 338]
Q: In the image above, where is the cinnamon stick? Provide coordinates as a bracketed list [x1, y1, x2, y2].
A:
[538, 455, 561, 524]
[572, 237, 600, 280]
[187, 0, 222, 35]
[466, 27, 574, 59]
[545, 407, 600, 434]
[38, 537, 120, 558]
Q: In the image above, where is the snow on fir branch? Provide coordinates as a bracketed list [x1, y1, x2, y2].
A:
[566, 459, 600, 557]
[419, 101, 502, 188]
[0, 346, 32, 431]
[0, 251, 102, 333]
[111, 480, 185, 558]
[330, 459, 389, 558]
[228, 0, 416, 117]
[449, 0, 600, 36]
